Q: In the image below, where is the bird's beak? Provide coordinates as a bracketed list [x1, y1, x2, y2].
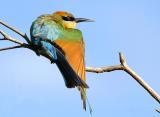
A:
[75, 18, 95, 23]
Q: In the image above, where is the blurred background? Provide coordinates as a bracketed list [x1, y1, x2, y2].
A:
[0, 0, 160, 116]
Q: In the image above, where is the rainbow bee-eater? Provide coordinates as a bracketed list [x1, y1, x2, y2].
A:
[30, 11, 93, 111]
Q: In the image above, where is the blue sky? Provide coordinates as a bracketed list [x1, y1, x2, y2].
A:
[0, 0, 160, 116]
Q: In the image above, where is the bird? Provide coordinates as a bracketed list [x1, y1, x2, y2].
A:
[30, 11, 93, 112]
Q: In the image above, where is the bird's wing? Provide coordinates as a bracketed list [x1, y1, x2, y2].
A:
[54, 38, 87, 110]
[30, 15, 60, 42]
[54, 39, 86, 82]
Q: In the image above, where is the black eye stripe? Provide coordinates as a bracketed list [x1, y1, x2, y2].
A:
[62, 16, 75, 21]
[62, 16, 68, 21]
[70, 17, 75, 21]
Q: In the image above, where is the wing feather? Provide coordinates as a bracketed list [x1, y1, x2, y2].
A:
[54, 39, 87, 110]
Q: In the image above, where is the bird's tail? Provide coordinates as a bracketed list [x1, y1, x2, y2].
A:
[78, 87, 92, 114]
[78, 87, 87, 110]
[55, 49, 89, 88]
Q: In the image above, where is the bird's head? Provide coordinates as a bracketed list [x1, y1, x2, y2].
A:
[52, 11, 94, 29]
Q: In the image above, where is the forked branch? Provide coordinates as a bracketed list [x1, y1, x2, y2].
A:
[86, 53, 160, 104]
[0, 20, 160, 111]
[0, 20, 31, 44]
[0, 30, 24, 45]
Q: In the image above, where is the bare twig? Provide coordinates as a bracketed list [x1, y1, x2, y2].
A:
[0, 20, 31, 44]
[0, 45, 23, 51]
[0, 19, 159, 112]
[120, 53, 160, 103]
[0, 30, 33, 53]
[0, 39, 6, 40]
[156, 109, 160, 113]
[0, 30, 24, 45]
[86, 65, 123, 73]
[86, 52, 160, 104]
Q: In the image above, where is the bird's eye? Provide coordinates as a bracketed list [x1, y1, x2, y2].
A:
[62, 16, 75, 21]
[62, 16, 69, 21]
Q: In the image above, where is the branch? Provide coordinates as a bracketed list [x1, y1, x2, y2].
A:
[0, 19, 160, 112]
[0, 20, 31, 44]
[0, 39, 6, 41]
[0, 30, 24, 45]
[86, 65, 123, 73]
[0, 45, 23, 51]
[86, 52, 160, 104]
[156, 109, 160, 113]
[0, 30, 34, 53]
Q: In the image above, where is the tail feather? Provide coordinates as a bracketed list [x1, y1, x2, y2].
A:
[79, 87, 92, 114]
[55, 49, 89, 88]
[78, 87, 86, 110]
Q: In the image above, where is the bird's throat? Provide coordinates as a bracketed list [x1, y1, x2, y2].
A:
[63, 21, 77, 29]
